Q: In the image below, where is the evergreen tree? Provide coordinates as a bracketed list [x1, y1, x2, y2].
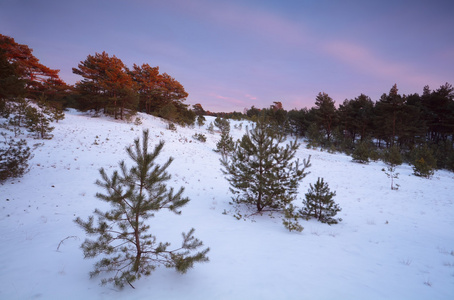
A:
[207, 122, 214, 134]
[314, 92, 337, 145]
[0, 34, 67, 100]
[0, 136, 32, 182]
[75, 130, 209, 289]
[8, 97, 29, 129]
[196, 115, 205, 127]
[73, 51, 138, 119]
[306, 122, 323, 148]
[214, 117, 234, 156]
[411, 144, 436, 178]
[25, 105, 54, 139]
[287, 107, 310, 137]
[373, 84, 405, 147]
[383, 145, 403, 190]
[214, 116, 229, 132]
[338, 94, 374, 143]
[216, 130, 234, 156]
[351, 140, 371, 164]
[300, 177, 341, 225]
[221, 116, 311, 214]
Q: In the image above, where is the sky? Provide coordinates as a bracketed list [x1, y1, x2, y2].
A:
[1, 0, 453, 112]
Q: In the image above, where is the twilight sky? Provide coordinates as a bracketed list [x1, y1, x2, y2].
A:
[1, 0, 453, 112]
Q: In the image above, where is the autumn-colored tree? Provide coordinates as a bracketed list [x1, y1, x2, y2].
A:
[73, 52, 137, 119]
[155, 73, 189, 117]
[130, 64, 191, 123]
[0, 34, 67, 100]
[130, 63, 160, 114]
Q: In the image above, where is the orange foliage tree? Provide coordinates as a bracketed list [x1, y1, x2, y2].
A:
[73, 51, 137, 119]
[0, 34, 68, 100]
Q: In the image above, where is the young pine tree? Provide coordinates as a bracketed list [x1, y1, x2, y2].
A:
[300, 177, 341, 225]
[351, 140, 371, 164]
[411, 144, 436, 178]
[207, 122, 214, 134]
[214, 117, 234, 156]
[75, 130, 209, 289]
[221, 116, 311, 215]
[0, 135, 32, 182]
[25, 106, 54, 139]
[382, 145, 403, 190]
[196, 115, 205, 127]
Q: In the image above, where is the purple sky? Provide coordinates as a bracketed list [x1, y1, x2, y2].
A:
[1, 0, 453, 112]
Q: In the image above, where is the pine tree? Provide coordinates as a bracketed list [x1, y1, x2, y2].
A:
[214, 116, 229, 133]
[75, 130, 209, 289]
[214, 117, 234, 156]
[196, 115, 205, 127]
[221, 116, 311, 214]
[300, 177, 341, 225]
[207, 122, 214, 134]
[351, 140, 371, 164]
[411, 144, 436, 178]
[0, 136, 32, 182]
[383, 145, 403, 190]
[25, 105, 54, 139]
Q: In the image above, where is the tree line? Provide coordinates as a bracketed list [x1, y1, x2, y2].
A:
[240, 85, 454, 173]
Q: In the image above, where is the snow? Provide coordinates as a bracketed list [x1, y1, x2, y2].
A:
[1, 109, 453, 299]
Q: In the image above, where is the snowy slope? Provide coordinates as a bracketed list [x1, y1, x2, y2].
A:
[1, 109, 453, 300]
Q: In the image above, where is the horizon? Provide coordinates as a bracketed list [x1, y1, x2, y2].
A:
[1, 0, 453, 112]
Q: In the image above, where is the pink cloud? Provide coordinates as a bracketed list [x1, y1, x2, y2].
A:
[245, 94, 257, 100]
[323, 40, 442, 87]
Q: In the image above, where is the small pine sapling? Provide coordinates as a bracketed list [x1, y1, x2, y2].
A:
[25, 106, 54, 139]
[215, 131, 234, 156]
[382, 145, 402, 190]
[411, 144, 436, 178]
[39, 96, 65, 123]
[196, 115, 205, 127]
[75, 130, 209, 289]
[214, 118, 234, 156]
[351, 140, 370, 164]
[300, 177, 341, 225]
[221, 116, 311, 215]
[0, 136, 32, 182]
[214, 117, 230, 133]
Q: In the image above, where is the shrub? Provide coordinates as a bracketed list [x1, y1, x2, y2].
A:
[192, 133, 207, 142]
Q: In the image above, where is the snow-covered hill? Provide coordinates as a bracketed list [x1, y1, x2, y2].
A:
[1, 110, 453, 299]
